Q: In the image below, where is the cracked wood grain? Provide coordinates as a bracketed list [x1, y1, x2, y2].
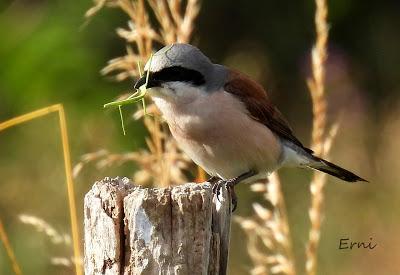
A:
[84, 177, 133, 275]
[84, 178, 232, 275]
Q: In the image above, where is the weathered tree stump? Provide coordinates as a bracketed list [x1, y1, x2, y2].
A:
[84, 177, 232, 275]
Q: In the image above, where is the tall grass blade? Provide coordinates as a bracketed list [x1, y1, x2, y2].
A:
[0, 219, 22, 275]
[0, 104, 83, 275]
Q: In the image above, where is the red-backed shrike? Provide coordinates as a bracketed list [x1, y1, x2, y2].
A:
[134, 44, 366, 210]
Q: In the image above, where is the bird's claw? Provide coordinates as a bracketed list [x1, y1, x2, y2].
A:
[212, 179, 238, 212]
[212, 179, 225, 202]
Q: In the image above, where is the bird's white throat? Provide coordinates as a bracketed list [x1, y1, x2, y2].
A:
[149, 82, 205, 102]
[148, 82, 207, 118]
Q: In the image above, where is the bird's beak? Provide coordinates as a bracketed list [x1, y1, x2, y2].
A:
[134, 73, 161, 90]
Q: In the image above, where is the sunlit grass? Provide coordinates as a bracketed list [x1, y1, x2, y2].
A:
[0, 104, 83, 275]
[0, 219, 22, 275]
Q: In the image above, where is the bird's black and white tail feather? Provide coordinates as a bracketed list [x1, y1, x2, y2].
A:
[307, 155, 367, 182]
[282, 141, 367, 182]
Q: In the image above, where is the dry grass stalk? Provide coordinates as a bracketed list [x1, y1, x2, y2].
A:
[86, 0, 200, 80]
[83, 0, 201, 186]
[73, 133, 191, 187]
[0, 219, 22, 275]
[0, 104, 83, 275]
[19, 215, 71, 246]
[240, 0, 335, 273]
[19, 214, 79, 269]
[305, 0, 336, 274]
[236, 174, 296, 275]
[306, 123, 339, 275]
[308, 0, 328, 156]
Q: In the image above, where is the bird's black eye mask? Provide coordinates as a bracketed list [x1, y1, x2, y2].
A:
[152, 66, 205, 86]
[135, 66, 206, 89]
[134, 66, 206, 89]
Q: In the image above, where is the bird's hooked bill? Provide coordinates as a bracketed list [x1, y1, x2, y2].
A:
[134, 73, 160, 89]
[134, 75, 147, 89]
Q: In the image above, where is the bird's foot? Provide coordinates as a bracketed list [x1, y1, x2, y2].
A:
[211, 170, 257, 212]
[212, 179, 225, 198]
[212, 178, 239, 212]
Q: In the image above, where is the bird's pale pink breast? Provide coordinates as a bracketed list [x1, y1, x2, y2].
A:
[154, 89, 283, 179]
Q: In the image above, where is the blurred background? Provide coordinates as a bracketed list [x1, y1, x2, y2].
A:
[1, 0, 400, 274]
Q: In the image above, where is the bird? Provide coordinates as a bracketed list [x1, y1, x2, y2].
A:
[134, 43, 367, 211]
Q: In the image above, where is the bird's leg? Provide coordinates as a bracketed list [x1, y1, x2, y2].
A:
[213, 170, 256, 212]
[225, 170, 256, 212]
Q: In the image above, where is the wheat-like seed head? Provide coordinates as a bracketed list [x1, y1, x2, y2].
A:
[304, 0, 334, 274]
[19, 214, 71, 246]
[82, 0, 201, 186]
[308, 0, 329, 156]
[19, 214, 85, 270]
[236, 175, 296, 275]
[306, 122, 340, 275]
[241, 1, 330, 273]
[86, 0, 201, 80]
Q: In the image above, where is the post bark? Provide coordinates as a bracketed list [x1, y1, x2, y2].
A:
[84, 177, 232, 275]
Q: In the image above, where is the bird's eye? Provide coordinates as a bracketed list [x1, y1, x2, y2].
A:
[152, 66, 205, 86]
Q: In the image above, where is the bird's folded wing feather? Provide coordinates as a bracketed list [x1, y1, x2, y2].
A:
[224, 70, 312, 154]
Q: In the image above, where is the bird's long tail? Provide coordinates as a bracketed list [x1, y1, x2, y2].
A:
[307, 156, 367, 182]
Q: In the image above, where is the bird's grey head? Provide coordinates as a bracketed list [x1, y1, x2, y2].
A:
[134, 44, 227, 99]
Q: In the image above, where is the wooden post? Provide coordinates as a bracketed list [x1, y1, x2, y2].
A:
[84, 177, 133, 274]
[84, 177, 232, 275]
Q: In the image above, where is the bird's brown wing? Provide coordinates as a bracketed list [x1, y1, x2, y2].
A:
[224, 70, 312, 153]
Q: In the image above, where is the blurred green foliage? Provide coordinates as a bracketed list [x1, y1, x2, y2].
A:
[1, 0, 400, 274]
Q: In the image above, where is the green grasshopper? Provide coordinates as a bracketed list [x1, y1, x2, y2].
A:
[104, 55, 153, 135]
